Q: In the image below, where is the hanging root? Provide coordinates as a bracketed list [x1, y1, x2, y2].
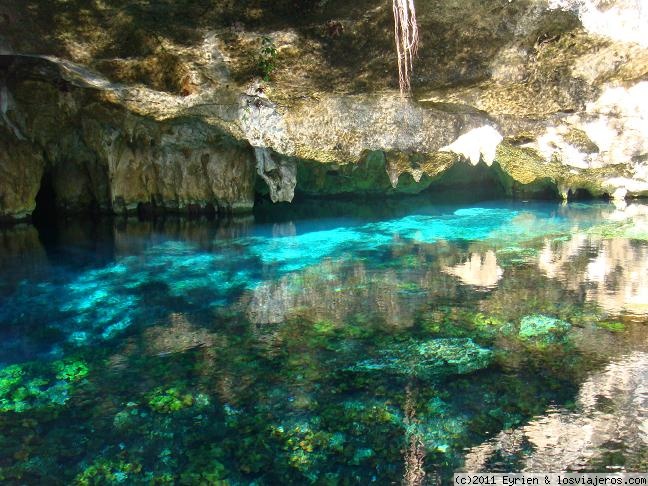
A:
[393, 0, 419, 96]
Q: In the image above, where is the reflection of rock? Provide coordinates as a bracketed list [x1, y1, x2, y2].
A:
[246, 281, 295, 325]
[583, 239, 648, 316]
[443, 251, 503, 289]
[462, 351, 648, 471]
[141, 313, 215, 356]
[272, 221, 296, 238]
[245, 260, 423, 327]
[538, 205, 648, 316]
[0, 223, 47, 281]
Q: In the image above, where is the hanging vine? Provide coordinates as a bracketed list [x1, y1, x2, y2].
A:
[392, 0, 419, 95]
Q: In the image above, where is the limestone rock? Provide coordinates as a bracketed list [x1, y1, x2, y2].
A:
[1, 0, 648, 219]
[349, 338, 493, 379]
[0, 125, 44, 220]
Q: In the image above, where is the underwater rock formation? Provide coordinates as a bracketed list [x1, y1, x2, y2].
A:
[348, 338, 493, 379]
[518, 315, 572, 344]
[1, 0, 648, 219]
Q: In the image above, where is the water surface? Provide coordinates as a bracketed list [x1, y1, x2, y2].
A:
[1, 199, 647, 484]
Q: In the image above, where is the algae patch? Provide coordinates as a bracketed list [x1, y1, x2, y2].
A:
[518, 315, 571, 344]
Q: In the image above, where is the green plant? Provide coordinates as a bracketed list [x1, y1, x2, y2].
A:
[257, 36, 278, 81]
[147, 387, 194, 413]
[55, 360, 89, 382]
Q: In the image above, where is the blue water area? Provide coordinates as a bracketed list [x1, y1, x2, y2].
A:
[0, 199, 647, 484]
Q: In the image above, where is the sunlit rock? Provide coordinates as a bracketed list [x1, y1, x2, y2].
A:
[440, 126, 503, 167]
[549, 0, 648, 47]
[254, 147, 296, 203]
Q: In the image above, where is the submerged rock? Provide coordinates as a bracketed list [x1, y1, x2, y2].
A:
[518, 315, 572, 343]
[349, 338, 493, 379]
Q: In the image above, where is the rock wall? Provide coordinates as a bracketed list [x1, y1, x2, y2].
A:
[1, 57, 256, 219]
[1, 0, 648, 220]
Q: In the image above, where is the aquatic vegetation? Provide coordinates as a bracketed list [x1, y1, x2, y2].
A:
[147, 387, 194, 414]
[586, 220, 648, 240]
[180, 460, 228, 484]
[74, 459, 142, 485]
[54, 360, 89, 382]
[595, 321, 625, 332]
[518, 315, 572, 344]
[470, 312, 510, 334]
[0, 360, 89, 413]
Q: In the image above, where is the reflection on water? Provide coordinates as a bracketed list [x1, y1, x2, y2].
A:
[462, 351, 648, 472]
[443, 250, 503, 289]
[0, 200, 647, 484]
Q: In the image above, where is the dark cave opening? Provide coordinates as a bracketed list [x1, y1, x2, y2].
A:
[422, 161, 509, 201]
[568, 188, 595, 200]
[31, 170, 58, 225]
[31, 170, 62, 247]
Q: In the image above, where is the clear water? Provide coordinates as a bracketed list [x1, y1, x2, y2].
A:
[1, 199, 647, 484]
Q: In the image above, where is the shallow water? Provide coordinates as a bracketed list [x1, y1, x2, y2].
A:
[1, 199, 647, 484]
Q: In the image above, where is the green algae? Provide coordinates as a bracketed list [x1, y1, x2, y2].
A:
[0, 360, 89, 414]
[74, 459, 143, 485]
[586, 221, 648, 240]
[147, 387, 194, 414]
[470, 312, 510, 333]
[54, 360, 89, 382]
[518, 315, 572, 344]
[596, 321, 625, 333]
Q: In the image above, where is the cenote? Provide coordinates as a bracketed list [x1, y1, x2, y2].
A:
[3, 0, 648, 483]
[1, 197, 647, 484]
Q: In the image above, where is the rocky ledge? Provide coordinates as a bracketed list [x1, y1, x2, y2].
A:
[1, 0, 647, 220]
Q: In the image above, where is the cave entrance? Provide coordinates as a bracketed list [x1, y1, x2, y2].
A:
[423, 160, 509, 202]
[423, 161, 564, 201]
[31, 170, 58, 226]
[568, 188, 594, 200]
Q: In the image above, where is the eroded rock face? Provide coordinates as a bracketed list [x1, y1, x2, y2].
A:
[0, 125, 44, 220]
[1, 58, 256, 218]
[0, 0, 647, 219]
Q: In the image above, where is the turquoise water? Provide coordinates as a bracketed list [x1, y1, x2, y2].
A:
[1, 200, 647, 484]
